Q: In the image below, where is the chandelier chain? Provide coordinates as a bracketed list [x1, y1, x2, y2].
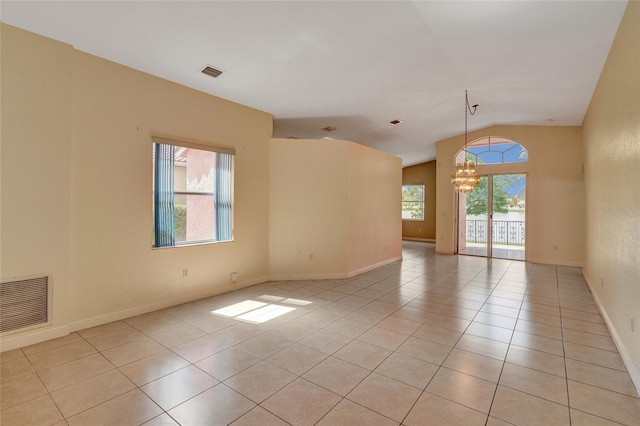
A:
[451, 90, 481, 193]
[464, 90, 478, 148]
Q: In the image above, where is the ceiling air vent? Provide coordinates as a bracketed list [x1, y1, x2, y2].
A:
[201, 65, 223, 78]
[389, 119, 402, 125]
[321, 126, 337, 132]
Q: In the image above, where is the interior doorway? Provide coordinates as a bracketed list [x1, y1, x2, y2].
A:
[458, 174, 526, 260]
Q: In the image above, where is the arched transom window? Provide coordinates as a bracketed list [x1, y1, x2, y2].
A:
[455, 137, 528, 165]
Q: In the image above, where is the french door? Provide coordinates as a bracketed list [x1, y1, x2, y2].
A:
[458, 174, 526, 260]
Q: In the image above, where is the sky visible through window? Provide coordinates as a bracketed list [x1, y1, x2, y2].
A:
[457, 138, 528, 198]
[467, 141, 527, 164]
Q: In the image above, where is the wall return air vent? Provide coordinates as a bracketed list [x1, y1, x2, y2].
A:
[0, 274, 51, 334]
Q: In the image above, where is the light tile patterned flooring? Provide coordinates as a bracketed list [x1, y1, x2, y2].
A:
[458, 245, 526, 261]
[1, 242, 639, 425]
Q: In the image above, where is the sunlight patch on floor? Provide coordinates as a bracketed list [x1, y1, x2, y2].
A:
[212, 296, 311, 323]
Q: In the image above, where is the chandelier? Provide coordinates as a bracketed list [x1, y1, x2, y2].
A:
[451, 90, 480, 193]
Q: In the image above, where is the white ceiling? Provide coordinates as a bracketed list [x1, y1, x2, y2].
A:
[1, 1, 627, 166]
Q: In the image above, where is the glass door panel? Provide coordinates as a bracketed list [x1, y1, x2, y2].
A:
[491, 174, 526, 260]
[458, 174, 527, 260]
[459, 176, 489, 257]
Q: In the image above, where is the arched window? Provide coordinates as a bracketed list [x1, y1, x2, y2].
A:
[455, 137, 527, 165]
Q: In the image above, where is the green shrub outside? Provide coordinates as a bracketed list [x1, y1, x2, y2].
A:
[175, 205, 186, 240]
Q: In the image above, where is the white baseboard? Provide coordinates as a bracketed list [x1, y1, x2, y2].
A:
[269, 256, 403, 282]
[527, 257, 584, 268]
[69, 276, 269, 333]
[0, 325, 70, 352]
[583, 271, 640, 395]
[68, 290, 220, 333]
[402, 238, 436, 243]
[435, 249, 455, 255]
[268, 272, 350, 281]
[346, 256, 403, 278]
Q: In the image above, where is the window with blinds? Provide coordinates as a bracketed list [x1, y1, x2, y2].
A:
[152, 137, 234, 248]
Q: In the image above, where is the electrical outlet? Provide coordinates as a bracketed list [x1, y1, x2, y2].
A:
[631, 316, 636, 333]
[309, 254, 313, 260]
[182, 268, 189, 278]
[601, 278, 604, 288]
[230, 272, 237, 283]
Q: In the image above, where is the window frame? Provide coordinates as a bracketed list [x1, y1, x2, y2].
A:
[152, 136, 235, 249]
[455, 137, 528, 166]
[402, 184, 425, 221]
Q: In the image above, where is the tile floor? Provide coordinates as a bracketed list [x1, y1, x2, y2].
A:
[458, 245, 526, 261]
[1, 242, 639, 425]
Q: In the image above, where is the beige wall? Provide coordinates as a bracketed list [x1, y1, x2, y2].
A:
[1, 25, 273, 348]
[402, 161, 436, 240]
[1, 25, 74, 331]
[269, 139, 350, 278]
[269, 139, 402, 279]
[347, 142, 403, 274]
[436, 125, 584, 267]
[582, 1, 640, 388]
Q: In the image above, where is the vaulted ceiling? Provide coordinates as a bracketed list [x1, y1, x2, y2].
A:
[2, 1, 627, 165]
